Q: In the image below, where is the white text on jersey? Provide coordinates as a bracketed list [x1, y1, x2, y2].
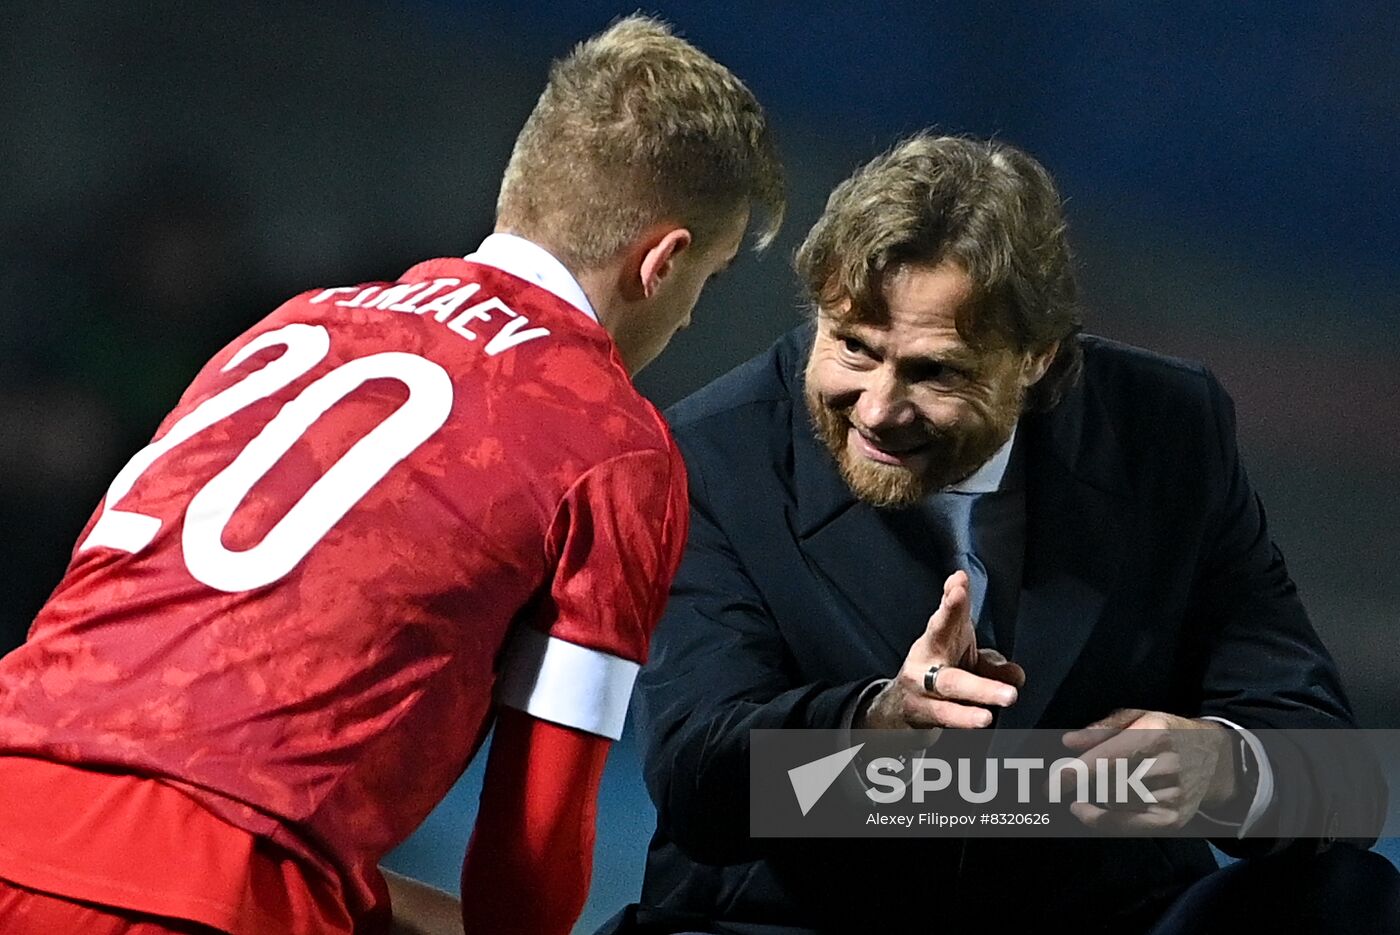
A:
[310, 279, 550, 356]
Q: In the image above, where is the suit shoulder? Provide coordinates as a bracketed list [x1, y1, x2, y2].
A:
[1079, 334, 1210, 384]
[1077, 334, 1222, 411]
[1069, 335, 1237, 491]
[666, 324, 809, 434]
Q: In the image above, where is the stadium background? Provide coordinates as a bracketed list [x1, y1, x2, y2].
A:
[1, 2, 1395, 930]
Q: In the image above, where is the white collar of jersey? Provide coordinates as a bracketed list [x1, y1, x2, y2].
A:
[942, 424, 1018, 494]
[465, 233, 599, 324]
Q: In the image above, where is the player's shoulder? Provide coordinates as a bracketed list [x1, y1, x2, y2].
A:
[259, 258, 673, 464]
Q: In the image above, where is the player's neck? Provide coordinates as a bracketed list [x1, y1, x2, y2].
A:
[487, 227, 653, 376]
[572, 267, 625, 327]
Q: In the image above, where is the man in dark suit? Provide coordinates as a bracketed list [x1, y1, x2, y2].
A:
[601, 134, 1397, 934]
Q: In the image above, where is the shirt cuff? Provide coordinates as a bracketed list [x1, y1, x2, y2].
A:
[1198, 716, 1275, 837]
[494, 626, 639, 740]
[841, 678, 891, 730]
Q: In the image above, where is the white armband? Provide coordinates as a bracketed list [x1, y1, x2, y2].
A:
[494, 626, 639, 740]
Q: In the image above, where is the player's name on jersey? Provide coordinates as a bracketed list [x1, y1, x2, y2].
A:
[311, 278, 549, 356]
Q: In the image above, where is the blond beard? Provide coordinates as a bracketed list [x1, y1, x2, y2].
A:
[803, 363, 1022, 509]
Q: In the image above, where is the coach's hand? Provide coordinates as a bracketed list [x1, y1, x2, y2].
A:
[1058, 709, 1241, 831]
[856, 571, 1024, 731]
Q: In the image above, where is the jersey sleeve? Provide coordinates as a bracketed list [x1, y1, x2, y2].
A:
[494, 444, 688, 739]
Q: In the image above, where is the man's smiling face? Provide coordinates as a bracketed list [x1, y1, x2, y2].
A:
[804, 260, 1051, 508]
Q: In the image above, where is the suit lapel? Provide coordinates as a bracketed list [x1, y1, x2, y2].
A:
[997, 382, 1133, 730]
[790, 370, 947, 663]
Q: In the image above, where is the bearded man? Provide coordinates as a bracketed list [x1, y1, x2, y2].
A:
[598, 134, 1398, 934]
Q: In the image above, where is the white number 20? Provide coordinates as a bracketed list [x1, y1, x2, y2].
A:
[81, 322, 453, 592]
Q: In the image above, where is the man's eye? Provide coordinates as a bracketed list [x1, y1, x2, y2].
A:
[913, 363, 953, 383]
[839, 336, 870, 357]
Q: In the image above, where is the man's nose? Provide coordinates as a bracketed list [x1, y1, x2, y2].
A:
[854, 370, 914, 430]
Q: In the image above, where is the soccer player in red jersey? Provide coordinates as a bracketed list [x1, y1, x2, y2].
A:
[0, 16, 783, 935]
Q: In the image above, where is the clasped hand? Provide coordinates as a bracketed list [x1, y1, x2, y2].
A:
[1057, 709, 1240, 830]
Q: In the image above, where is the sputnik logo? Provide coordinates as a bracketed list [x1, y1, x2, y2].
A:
[787, 743, 864, 816]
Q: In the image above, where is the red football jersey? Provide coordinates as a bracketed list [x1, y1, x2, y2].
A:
[0, 247, 688, 921]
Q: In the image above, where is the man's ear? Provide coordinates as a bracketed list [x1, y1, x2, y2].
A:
[626, 227, 692, 300]
[1021, 341, 1060, 387]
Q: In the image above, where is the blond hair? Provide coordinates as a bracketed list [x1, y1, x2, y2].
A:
[796, 133, 1082, 410]
[497, 15, 784, 270]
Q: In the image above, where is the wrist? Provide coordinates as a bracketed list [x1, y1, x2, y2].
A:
[854, 679, 898, 730]
[1203, 723, 1245, 809]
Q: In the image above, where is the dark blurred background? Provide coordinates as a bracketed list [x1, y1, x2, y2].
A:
[3, 2, 1397, 929]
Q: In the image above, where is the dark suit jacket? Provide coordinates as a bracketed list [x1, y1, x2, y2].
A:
[608, 327, 1363, 934]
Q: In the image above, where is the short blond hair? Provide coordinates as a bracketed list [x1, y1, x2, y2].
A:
[496, 15, 785, 270]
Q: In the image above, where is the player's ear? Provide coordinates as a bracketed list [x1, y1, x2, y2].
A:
[622, 226, 691, 301]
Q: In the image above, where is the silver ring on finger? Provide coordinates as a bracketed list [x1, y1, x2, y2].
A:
[923, 664, 946, 697]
